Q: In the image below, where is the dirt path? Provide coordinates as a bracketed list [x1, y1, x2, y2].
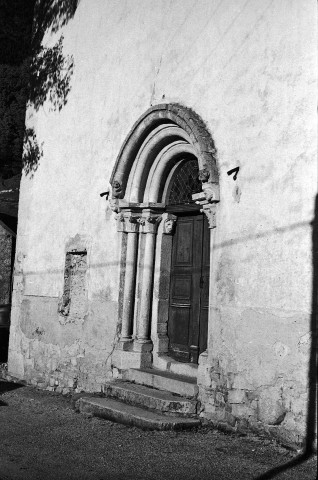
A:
[0, 381, 316, 480]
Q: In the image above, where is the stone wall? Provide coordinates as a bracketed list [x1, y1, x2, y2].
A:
[8, 0, 317, 445]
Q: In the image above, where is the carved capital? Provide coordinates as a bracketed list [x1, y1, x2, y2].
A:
[162, 213, 177, 235]
[116, 211, 140, 233]
[201, 204, 216, 229]
[139, 211, 162, 234]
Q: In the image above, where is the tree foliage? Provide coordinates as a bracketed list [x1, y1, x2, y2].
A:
[0, 0, 78, 179]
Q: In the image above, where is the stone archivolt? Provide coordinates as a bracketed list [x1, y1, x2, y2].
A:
[109, 103, 219, 368]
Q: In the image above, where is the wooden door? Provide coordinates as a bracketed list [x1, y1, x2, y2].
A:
[168, 213, 210, 363]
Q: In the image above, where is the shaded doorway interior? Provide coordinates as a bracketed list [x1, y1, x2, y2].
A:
[167, 212, 210, 364]
[165, 159, 210, 364]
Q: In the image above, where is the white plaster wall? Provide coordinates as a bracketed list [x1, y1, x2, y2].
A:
[9, 0, 317, 437]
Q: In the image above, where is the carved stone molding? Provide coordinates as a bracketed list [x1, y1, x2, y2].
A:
[202, 204, 217, 229]
[109, 198, 120, 214]
[192, 184, 219, 205]
[202, 182, 220, 203]
[192, 185, 219, 229]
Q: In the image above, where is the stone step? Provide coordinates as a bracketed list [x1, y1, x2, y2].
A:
[104, 380, 198, 416]
[76, 396, 201, 431]
[156, 355, 198, 379]
[123, 368, 199, 398]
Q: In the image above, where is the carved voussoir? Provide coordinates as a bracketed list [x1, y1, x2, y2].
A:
[112, 180, 122, 198]
[198, 168, 210, 183]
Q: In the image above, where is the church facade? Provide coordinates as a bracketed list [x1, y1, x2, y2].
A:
[8, 0, 316, 447]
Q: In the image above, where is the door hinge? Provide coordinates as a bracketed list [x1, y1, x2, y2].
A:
[200, 276, 204, 288]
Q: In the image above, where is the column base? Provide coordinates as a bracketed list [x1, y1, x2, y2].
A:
[133, 340, 153, 352]
[116, 339, 134, 351]
[112, 349, 152, 370]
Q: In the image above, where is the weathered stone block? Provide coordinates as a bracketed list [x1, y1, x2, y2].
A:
[211, 372, 220, 382]
[258, 387, 286, 425]
[231, 404, 255, 418]
[215, 392, 225, 406]
[204, 404, 216, 415]
[37, 382, 47, 388]
[197, 368, 212, 389]
[68, 378, 75, 388]
[226, 372, 235, 389]
[290, 395, 306, 416]
[232, 375, 253, 390]
[228, 389, 246, 404]
[224, 411, 236, 427]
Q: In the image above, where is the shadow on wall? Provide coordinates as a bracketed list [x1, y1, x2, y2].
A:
[254, 194, 317, 478]
[0, 0, 79, 180]
[25, 0, 79, 176]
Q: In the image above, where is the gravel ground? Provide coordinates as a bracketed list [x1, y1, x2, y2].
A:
[0, 380, 316, 480]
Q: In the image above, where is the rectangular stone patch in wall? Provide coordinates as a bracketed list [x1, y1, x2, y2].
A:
[59, 251, 87, 324]
[0, 225, 13, 304]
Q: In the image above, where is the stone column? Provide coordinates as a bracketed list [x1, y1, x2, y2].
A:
[135, 209, 162, 347]
[192, 185, 219, 398]
[117, 211, 140, 343]
[151, 213, 177, 368]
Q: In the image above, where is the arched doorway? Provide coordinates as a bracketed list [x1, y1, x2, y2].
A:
[109, 103, 219, 371]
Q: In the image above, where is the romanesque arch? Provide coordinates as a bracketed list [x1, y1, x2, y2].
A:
[109, 104, 219, 370]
